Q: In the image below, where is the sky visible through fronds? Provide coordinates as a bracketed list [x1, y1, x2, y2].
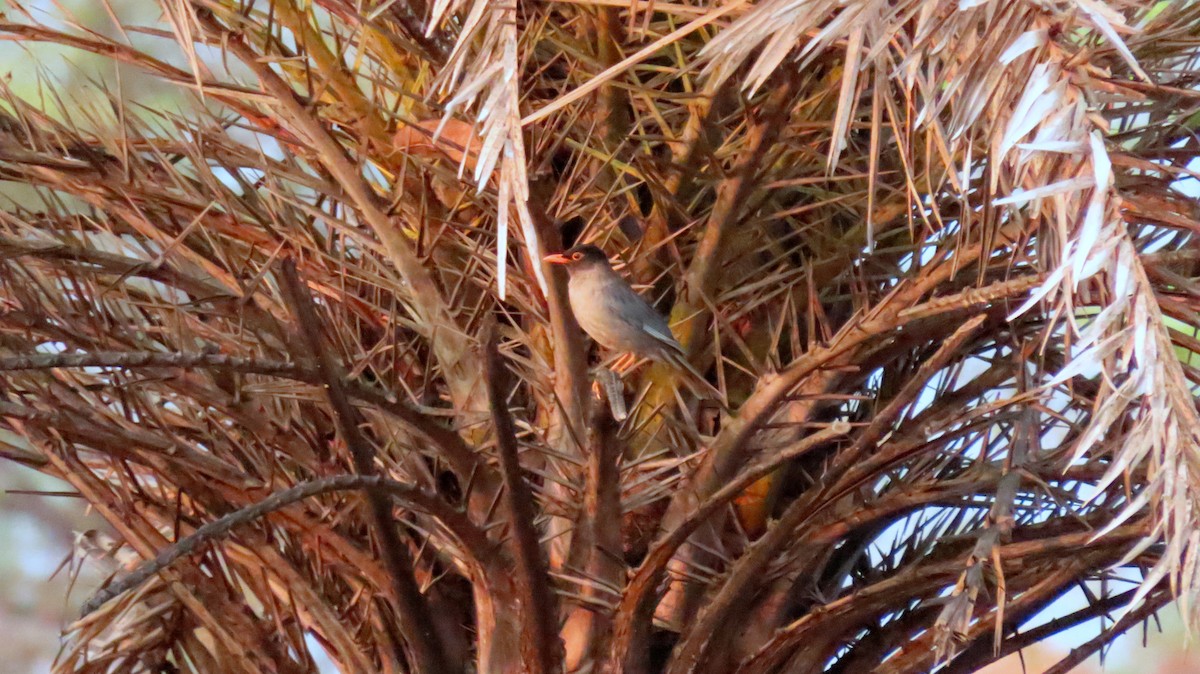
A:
[0, 0, 1199, 673]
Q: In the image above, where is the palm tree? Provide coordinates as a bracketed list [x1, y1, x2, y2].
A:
[0, 0, 1198, 672]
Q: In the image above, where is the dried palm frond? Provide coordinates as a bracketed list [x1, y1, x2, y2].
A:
[0, 0, 1198, 672]
[429, 0, 545, 298]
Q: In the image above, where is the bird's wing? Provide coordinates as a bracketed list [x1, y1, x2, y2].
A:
[601, 275, 685, 354]
[641, 321, 686, 355]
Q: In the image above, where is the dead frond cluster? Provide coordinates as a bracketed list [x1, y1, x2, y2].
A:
[0, 0, 1198, 672]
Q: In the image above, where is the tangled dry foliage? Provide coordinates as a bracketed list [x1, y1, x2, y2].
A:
[1, 0, 1199, 672]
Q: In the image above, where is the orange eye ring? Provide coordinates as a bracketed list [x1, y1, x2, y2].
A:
[571, 252, 582, 260]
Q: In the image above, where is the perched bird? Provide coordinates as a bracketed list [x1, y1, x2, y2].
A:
[544, 244, 719, 398]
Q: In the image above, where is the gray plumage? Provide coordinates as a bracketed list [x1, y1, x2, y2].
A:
[545, 245, 718, 397]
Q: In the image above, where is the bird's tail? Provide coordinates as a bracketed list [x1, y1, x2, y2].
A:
[662, 351, 724, 402]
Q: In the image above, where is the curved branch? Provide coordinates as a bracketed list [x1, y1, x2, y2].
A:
[940, 587, 1141, 674]
[738, 525, 1149, 674]
[833, 314, 989, 471]
[671, 233, 1031, 554]
[666, 315, 990, 674]
[711, 243, 1025, 472]
[80, 474, 495, 617]
[280, 258, 453, 672]
[608, 422, 850, 672]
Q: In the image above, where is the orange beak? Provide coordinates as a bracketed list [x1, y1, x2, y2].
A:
[543, 253, 572, 265]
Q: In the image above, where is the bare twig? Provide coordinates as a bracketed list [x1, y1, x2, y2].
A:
[1041, 591, 1174, 674]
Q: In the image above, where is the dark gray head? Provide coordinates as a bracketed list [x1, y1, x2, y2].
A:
[544, 244, 611, 273]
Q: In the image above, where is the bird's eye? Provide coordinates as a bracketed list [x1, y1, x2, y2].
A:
[571, 252, 582, 260]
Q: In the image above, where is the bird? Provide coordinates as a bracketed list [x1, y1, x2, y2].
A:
[544, 244, 720, 399]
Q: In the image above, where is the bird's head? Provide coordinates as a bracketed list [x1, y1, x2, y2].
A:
[543, 244, 611, 273]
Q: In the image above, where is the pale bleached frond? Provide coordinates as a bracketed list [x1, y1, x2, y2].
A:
[428, 0, 545, 299]
[698, 0, 899, 172]
[984, 0, 1200, 644]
